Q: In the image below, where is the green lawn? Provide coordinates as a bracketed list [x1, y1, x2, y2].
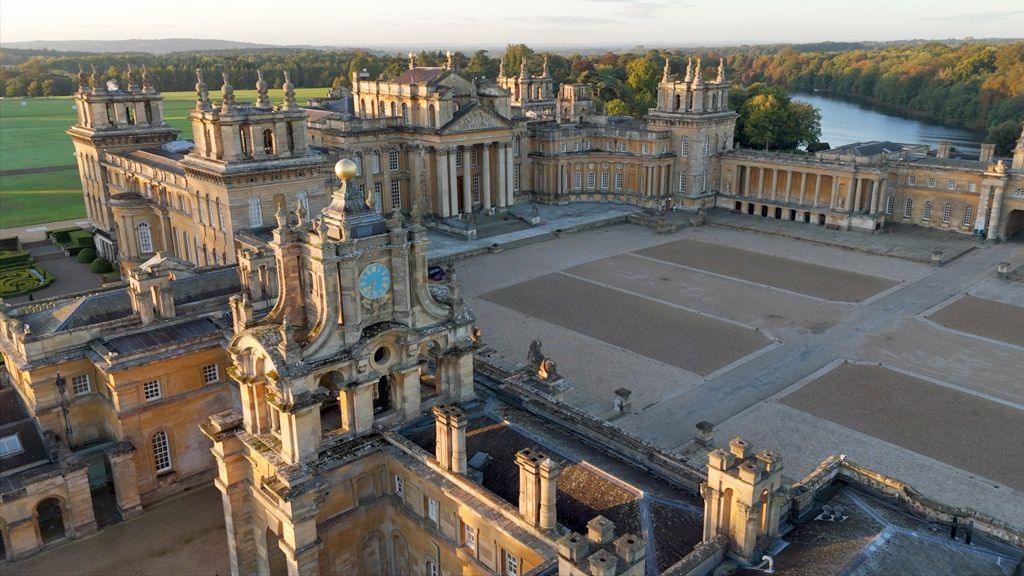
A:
[0, 87, 328, 228]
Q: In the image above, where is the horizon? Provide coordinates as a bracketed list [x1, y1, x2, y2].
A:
[2, 0, 1022, 47]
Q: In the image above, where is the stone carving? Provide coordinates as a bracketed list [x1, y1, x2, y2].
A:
[445, 107, 506, 133]
[527, 340, 560, 381]
[988, 160, 1007, 174]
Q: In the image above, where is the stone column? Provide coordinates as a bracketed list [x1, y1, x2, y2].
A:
[352, 382, 375, 434]
[869, 179, 880, 214]
[219, 478, 258, 576]
[757, 167, 765, 198]
[769, 169, 778, 201]
[281, 518, 319, 576]
[505, 142, 515, 206]
[432, 405, 451, 470]
[106, 444, 143, 519]
[482, 143, 492, 212]
[497, 145, 508, 208]
[784, 171, 793, 203]
[799, 172, 807, 205]
[743, 165, 751, 197]
[987, 185, 1006, 241]
[395, 366, 421, 419]
[461, 146, 472, 214]
[851, 177, 861, 214]
[447, 149, 458, 216]
[65, 463, 98, 538]
[829, 176, 839, 209]
[516, 449, 540, 525]
[538, 458, 562, 530]
[813, 174, 822, 207]
[975, 187, 992, 235]
[435, 148, 449, 218]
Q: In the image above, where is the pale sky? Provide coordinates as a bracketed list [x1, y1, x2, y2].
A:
[2, 0, 1022, 47]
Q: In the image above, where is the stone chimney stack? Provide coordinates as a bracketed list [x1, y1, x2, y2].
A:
[557, 516, 644, 576]
[516, 448, 561, 528]
[979, 143, 996, 164]
[937, 140, 952, 159]
[432, 404, 468, 474]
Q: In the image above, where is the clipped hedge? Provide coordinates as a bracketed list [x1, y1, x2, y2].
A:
[0, 267, 53, 297]
[0, 251, 31, 270]
[76, 248, 97, 263]
[90, 258, 114, 274]
[0, 237, 20, 252]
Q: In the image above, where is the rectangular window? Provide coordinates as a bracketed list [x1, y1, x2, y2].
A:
[600, 173, 609, 190]
[471, 147, 479, 166]
[514, 137, 521, 156]
[513, 165, 520, 191]
[373, 181, 383, 213]
[660, 143, 667, 153]
[504, 551, 519, 576]
[0, 434, 23, 457]
[354, 154, 363, 176]
[574, 141, 580, 152]
[202, 364, 219, 384]
[372, 152, 381, 174]
[968, 182, 976, 192]
[583, 140, 590, 150]
[614, 173, 623, 191]
[927, 178, 936, 188]
[72, 374, 91, 395]
[641, 144, 649, 155]
[679, 171, 687, 193]
[152, 431, 172, 473]
[390, 180, 401, 208]
[560, 143, 567, 153]
[942, 203, 952, 224]
[463, 522, 476, 551]
[908, 176, 917, 186]
[904, 199, 913, 218]
[394, 475, 404, 497]
[428, 498, 439, 523]
[947, 179, 956, 190]
[456, 152, 463, 168]
[587, 172, 596, 189]
[619, 142, 627, 152]
[388, 149, 400, 171]
[472, 174, 481, 201]
[573, 172, 582, 190]
[143, 380, 162, 401]
[605, 141, 613, 151]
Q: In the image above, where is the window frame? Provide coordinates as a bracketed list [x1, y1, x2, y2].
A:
[388, 149, 400, 172]
[504, 550, 519, 576]
[614, 172, 623, 191]
[962, 205, 974, 227]
[927, 178, 936, 188]
[0, 434, 24, 457]
[143, 380, 162, 401]
[946, 179, 956, 191]
[394, 474, 404, 497]
[586, 172, 596, 189]
[72, 374, 91, 395]
[908, 175, 917, 186]
[202, 364, 220, 385]
[152, 430, 172, 473]
[427, 497, 439, 524]
[390, 179, 402, 208]
[463, 522, 477, 552]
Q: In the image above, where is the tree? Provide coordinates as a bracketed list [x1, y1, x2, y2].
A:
[41, 79, 55, 97]
[25, 80, 40, 97]
[988, 121, 1022, 155]
[732, 83, 820, 150]
[605, 99, 631, 116]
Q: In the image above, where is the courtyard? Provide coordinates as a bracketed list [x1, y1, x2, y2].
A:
[459, 217, 1024, 527]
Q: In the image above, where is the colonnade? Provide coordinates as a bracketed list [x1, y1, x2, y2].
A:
[731, 164, 885, 215]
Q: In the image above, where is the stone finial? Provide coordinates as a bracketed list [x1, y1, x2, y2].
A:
[716, 57, 726, 83]
[141, 65, 153, 92]
[693, 58, 703, 84]
[126, 63, 138, 92]
[408, 52, 415, 70]
[90, 64, 104, 94]
[220, 72, 236, 109]
[274, 197, 288, 230]
[684, 57, 693, 83]
[282, 71, 296, 109]
[445, 50, 454, 71]
[498, 57, 505, 78]
[77, 64, 88, 92]
[662, 55, 671, 83]
[520, 58, 530, 79]
[255, 70, 270, 108]
[542, 55, 550, 77]
[195, 69, 210, 109]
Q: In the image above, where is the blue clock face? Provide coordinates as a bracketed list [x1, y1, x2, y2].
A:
[359, 262, 391, 300]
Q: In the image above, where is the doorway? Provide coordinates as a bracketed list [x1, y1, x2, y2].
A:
[36, 498, 66, 544]
[373, 375, 392, 415]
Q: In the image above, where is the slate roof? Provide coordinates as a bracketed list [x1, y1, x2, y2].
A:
[393, 67, 448, 85]
[828, 141, 919, 156]
[122, 147, 187, 175]
[0, 383, 49, 476]
[748, 486, 1024, 576]
[103, 317, 221, 355]
[19, 290, 134, 334]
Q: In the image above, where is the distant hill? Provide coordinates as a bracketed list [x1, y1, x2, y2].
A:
[0, 38, 289, 54]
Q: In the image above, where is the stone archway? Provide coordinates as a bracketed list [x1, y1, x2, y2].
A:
[36, 498, 66, 544]
[1004, 209, 1024, 239]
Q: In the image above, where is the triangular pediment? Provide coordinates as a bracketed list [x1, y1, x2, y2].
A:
[440, 104, 510, 134]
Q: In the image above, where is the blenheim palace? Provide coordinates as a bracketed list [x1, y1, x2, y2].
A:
[1, 54, 1023, 575]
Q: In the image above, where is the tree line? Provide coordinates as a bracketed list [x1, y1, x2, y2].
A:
[2, 40, 1021, 153]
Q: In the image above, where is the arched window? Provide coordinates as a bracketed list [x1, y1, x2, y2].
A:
[286, 123, 295, 154]
[359, 98, 366, 117]
[674, 94, 681, 111]
[428, 104, 436, 128]
[297, 191, 309, 216]
[152, 430, 172, 473]
[885, 195, 895, 215]
[137, 222, 153, 253]
[962, 205, 974, 227]
[425, 560, 439, 576]
[401, 102, 409, 123]
[903, 198, 913, 218]
[680, 136, 688, 157]
[249, 197, 263, 227]
[922, 200, 932, 221]
[390, 102, 397, 117]
[263, 129, 275, 155]
[125, 105, 136, 125]
[678, 171, 687, 193]
[239, 124, 251, 158]
[377, 100, 385, 117]
[942, 202, 952, 224]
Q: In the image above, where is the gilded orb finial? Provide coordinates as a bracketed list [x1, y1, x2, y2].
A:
[335, 159, 358, 182]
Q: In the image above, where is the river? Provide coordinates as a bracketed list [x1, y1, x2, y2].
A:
[792, 91, 985, 152]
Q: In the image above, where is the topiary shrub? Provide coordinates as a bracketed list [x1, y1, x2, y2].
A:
[76, 248, 97, 263]
[90, 258, 114, 274]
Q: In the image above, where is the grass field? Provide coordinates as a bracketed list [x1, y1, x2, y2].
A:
[0, 87, 328, 229]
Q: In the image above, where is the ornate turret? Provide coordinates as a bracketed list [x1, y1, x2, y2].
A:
[322, 159, 387, 240]
[282, 71, 296, 109]
[220, 72, 235, 111]
[255, 70, 270, 109]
